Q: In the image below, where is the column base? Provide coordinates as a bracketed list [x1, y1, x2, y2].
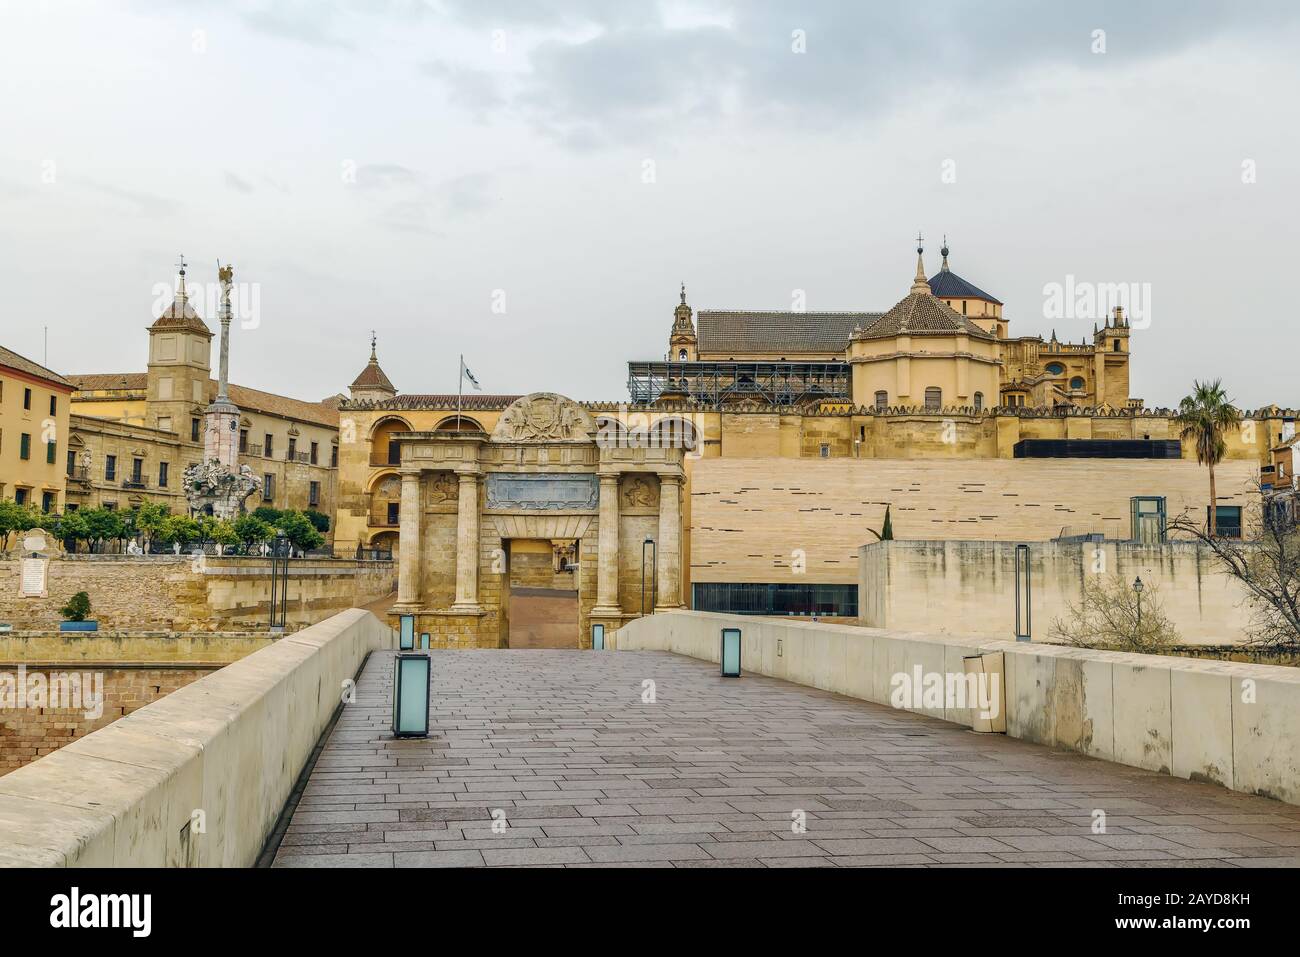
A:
[589, 605, 624, 619]
[448, 602, 483, 615]
[653, 604, 685, 614]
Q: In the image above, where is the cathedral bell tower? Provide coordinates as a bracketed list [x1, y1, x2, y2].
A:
[668, 283, 697, 362]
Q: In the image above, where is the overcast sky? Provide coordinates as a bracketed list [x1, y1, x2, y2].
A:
[2, 1, 1297, 409]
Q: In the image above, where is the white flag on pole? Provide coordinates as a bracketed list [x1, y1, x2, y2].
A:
[460, 358, 482, 391]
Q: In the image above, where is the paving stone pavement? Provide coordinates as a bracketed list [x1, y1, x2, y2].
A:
[273, 649, 1300, 868]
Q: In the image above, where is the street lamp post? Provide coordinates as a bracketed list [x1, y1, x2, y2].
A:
[1133, 576, 1145, 628]
[641, 537, 657, 616]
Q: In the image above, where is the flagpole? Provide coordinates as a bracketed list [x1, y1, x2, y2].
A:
[457, 353, 463, 431]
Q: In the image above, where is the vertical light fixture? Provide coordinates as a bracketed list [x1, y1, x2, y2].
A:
[420, 632, 430, 650]
[399, 613, 415, 650]
[591, 622, 605, 650]
[720, 627, 742, 677]
[392, 653, 430, 738]
[1013, 543, 1031, 641]
[641, 537, 657, 615]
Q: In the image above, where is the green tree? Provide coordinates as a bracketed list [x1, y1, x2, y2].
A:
[276, 510, 325, 552]
[54, 510, 90, 552]
[209, 518, 239, 550]
[81, 507, 124, 553]
[232, 514, 274, 550]
[134, 500, 171, 550]
[1174, 379, 1242, 537]
[0, 501, 41, 549]
[303, 508, 331, 533]
[252, 506, 283, 525]
[60, 591, 92, 622]
[157, 514, 201, 548]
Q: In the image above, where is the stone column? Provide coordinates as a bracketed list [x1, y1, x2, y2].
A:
[395, 468, 422, 608]
[591, 473, 621, 616]
[450, 467, 481, 611]
[654, 473, 684, 610]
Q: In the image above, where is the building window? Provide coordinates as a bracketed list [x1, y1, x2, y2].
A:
[974, 392, 984, 412]
[309, 480, 320, 506]
[49, 395, 57, 415]
[386, 502, 399, 525]
[819, 443, 831, 458]
[924, 387, 942, 411]
[1045, 362, 1065, 376]
[23, 388, 31, 410]
[1070, 376, 1085, 390]
[1209, 505, 1243, 539]
[692, 582, 858, 618]
[191, 418, 200, 442]
[1113, 340, 1121, 352]
[41, 491, 55, 512]
[66, 449, 75, 476]
[288, 437, 297, 460]
[239, 429, 248, 453]
[19, 433, 31, 460]
[330, 445, 338, 467]
[46, 439, 56, 464]
[874, 391, 887, 410]
[131, 458, 143, 484]
[310, 441, 318, 465]
[678, 349, 687, 361]
[263, 473, 275, 501]
[159, 462, 169, 487]
[264, 434, 273, 458]
[14, 488, 27, 506]
[387, 440, 401, 465]
[105, 454, 116, 481]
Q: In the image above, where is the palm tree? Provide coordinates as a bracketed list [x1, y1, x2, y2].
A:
[1174, 379, 1241, 536]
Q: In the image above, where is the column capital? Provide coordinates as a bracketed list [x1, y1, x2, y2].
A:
[657, 472, 684, 486]
[399, 467, 422, 478]
[454, 464, 482, 479]
[599, 472, 621, 485]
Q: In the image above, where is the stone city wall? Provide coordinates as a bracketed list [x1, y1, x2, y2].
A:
[0, 555, 395, 632]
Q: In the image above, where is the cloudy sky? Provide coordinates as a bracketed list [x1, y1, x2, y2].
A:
[2, 1, 1297, 408]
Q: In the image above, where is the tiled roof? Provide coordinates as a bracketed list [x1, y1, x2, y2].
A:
[697, 311, 880, 355]
[928, 268, 1002, 305]
[149, 295, 213, 336]
[68, 373, 339, 428]
[342, 394, 521, 411]
[854, 291, 997, 341]
[0, 345, 74, 389]
[350, 359, 396, 392]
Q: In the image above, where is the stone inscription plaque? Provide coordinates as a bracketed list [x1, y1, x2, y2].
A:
[485, 473, 598, 510]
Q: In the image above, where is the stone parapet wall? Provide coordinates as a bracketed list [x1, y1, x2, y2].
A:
[0, 608, 394, 866]
[614, 611, 1300, 807]
[0, 556, 395, 632]
[859, 539, 1251, 645]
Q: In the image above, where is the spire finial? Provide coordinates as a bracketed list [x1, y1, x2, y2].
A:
[910, 233, 930, 294]
[370, 330, 377, 362]
[175, 253, 188, 302]
[940, 235, 950, 272]
[680, 282, 687, 305]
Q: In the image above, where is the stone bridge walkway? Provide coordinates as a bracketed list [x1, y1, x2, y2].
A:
[274, 649, 1300, 868]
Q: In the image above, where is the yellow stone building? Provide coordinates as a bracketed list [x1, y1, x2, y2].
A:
[335, 245, 1286, 647]
[61, 264, 341, 528]
[0, 346, 73, 513]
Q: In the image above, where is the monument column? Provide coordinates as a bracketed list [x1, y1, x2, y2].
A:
[654, 473, 684, 610]
[450, 466, 482, 611]
[396, 468, 422, 608]
[592, 472, 621, 616]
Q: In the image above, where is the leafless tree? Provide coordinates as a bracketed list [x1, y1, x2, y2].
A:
[1051, 576, 1179, 652]
[1168, 485, 1300, 649]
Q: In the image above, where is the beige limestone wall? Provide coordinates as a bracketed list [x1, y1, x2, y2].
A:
[0, 632, 273, 664]
[0, 556, 395, 632]
[859, 540, 1252, 645]
[0, 608, 394, 866]
[0, 666, 212, 776]
[613, 610, 1300, 806]
[690, 457, 1256, 585]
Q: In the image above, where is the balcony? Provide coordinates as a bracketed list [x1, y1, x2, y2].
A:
[370, 453, 402, 467]
[244, 443, 263, 457]
[122, 477, 148, 490]
[67, 467, 90, 483]
[287, 451, 311, 464]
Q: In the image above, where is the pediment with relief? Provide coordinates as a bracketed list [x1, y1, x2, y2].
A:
[490, 393, 595, 443]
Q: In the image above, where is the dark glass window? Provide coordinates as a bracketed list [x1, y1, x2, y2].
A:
[692, 582, 858, 618]
[1209, 505, 1243, 539]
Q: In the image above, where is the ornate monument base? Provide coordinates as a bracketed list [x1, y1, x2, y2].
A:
[183, 460, 259, 519]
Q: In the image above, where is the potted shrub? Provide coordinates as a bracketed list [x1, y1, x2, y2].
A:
[59, 591, 98, 632]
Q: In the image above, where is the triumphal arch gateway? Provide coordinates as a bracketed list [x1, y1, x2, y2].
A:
[389, 393, 687, 648]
